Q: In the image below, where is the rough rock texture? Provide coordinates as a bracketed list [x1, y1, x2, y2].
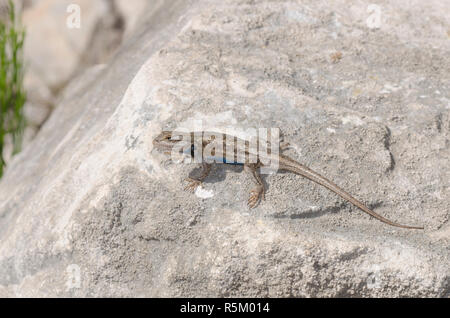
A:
[0, 0, 448, 297]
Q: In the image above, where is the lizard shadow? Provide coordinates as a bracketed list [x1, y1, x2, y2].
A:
[273, 201, 383, 219]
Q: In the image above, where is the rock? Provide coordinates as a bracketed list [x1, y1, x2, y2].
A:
[0, 0, 448, 297]
[23, 102, 51, 128]
[1, 0, 124, 162]
[21, 0, 121, 91]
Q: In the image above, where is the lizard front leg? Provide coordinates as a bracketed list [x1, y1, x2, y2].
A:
[244, 163, 265, 208]
[185, 162, 212, 192]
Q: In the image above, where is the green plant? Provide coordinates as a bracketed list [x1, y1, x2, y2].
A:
[0, 0, 26, 178]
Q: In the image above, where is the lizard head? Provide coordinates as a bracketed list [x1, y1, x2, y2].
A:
[152, 131, 185, 155]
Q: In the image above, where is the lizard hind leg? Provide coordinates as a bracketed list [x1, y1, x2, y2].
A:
[244, 163, 265, 208]
[184, 162, 212, 193]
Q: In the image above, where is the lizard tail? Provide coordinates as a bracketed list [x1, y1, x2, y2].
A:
[278, 156, 424, 230]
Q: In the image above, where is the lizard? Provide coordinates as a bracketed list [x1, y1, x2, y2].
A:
[152, 130, 424, 230]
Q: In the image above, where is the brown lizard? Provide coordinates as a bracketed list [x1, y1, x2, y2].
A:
[152, 130, 423, 229]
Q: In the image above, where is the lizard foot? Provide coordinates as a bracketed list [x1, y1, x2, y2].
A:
[184, 178, 202, 193]
[247, 187, 264, 208]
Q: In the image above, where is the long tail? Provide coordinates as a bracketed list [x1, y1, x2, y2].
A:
[279, 155, 423, 229]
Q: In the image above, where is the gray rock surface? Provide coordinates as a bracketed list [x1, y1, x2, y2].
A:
[0, 0, 448, 297]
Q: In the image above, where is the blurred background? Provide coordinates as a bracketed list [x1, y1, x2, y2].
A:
[0, 0, 164, 168]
